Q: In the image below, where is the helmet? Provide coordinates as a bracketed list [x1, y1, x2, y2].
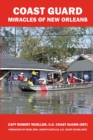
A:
[20, 72, 23, 75]
[31, 71, 36, 75]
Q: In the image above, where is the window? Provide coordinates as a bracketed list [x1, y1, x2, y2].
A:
[77, 72, 81, 78]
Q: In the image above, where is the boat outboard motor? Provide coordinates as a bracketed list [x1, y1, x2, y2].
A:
[83, 74, 89, 82]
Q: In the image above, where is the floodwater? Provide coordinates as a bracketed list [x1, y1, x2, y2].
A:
[0, 85, 93, 114]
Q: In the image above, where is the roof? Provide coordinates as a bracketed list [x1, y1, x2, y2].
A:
[81, 54, 93, 62]
[66, 54, 93, 72]
[0, 52, 57, 72]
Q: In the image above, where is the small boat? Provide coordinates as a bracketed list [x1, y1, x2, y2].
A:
[18, 81, 93, 92]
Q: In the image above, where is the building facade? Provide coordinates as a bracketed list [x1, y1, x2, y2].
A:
[1, 52, 58, 80]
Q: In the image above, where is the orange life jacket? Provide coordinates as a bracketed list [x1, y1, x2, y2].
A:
[68, 77, 75, 84]
[18, 75, 24, 81]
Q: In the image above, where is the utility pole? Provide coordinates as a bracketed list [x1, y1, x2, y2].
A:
[15, 27, 16, 57]
[0, 27, 2, 87]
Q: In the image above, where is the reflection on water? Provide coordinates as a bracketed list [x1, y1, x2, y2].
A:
[1, 85, 93, 114]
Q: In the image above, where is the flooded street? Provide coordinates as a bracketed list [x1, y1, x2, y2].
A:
[1, 85, 93, 114]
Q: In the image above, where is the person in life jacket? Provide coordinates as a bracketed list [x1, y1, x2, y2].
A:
[67, 72, 84, 84]
[30, 71, 38, 85]
[18, 72, 24, 81]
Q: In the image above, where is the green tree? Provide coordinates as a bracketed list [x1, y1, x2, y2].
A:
[16, 27, 86, 64]
[20, 36, 40, 61]
[2, 28, 15, 54]
[1, 27, 87, 65]
[42, 27, 86, 63]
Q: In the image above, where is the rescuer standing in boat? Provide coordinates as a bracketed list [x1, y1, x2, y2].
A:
[67, 72, 84, 84]
[30, 71, 38, 85]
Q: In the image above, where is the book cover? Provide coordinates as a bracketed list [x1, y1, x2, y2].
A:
[0, 0, 93, 140]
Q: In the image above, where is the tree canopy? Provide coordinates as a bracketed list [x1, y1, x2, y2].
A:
[1, 27, 88, 66]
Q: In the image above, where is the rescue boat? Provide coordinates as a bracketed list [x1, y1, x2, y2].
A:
[18, 81, 93, 92]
